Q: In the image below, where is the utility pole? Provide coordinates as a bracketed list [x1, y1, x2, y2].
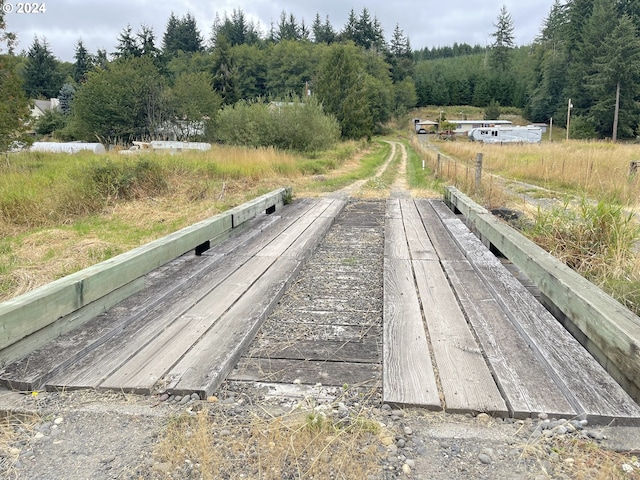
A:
[566, 99, 573, 141]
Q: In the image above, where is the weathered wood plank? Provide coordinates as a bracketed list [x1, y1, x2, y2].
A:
[0, 277, 143, 372]
[165, 202, 346, 397]
[9, 200, 313, 391]
[256, 199, 341, 258]
[399, 199, 438, 261]
[384, 217, 410, 261]
[438, 206, 640, 424]
[96, 255, 278, 394]
[282, 199, 345, 259]
[0, 187, 289, 354]
[412, 259, 508, 415]
[45, 252, 268, 391]
[445, 186, 640, 403]
[246, 338, 380, 363]
[383, 257, 441, 408]
[398, 199, 506, 413]
[418, 199, 576, 419]
[228, 357, 381, 387]
[165, 256, 303, 397]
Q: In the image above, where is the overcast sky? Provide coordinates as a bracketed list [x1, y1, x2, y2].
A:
[5, 0, 552, 62]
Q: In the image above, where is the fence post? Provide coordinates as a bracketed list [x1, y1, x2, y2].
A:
[436, 153, 441, 179]
[475, 153, 483, 191]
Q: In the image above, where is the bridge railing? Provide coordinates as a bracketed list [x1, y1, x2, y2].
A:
[0, 187, 291, 366]
[445, 186, 640, 401]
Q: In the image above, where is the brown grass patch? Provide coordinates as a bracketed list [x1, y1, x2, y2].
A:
[154, 401, 386, 479]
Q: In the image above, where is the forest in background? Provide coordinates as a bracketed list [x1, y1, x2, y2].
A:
[2, 0, 640, 150]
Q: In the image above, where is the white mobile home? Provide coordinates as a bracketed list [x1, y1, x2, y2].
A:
[451, 120, 512, 135]
[468, 126, 542, 144]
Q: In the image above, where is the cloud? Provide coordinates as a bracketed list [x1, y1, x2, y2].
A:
[4, 0, 551, 61]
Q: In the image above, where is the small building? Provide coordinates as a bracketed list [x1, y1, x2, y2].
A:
[450, 120, 513, 135]
[30, 98, 59, 119]
[414, 120, 439, 134]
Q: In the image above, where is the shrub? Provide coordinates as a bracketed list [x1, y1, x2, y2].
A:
[214, 98, 340, 152]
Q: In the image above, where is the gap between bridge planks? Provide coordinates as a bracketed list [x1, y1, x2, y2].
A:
[383, 199, 441, 409]
[385, 199, 508, 415]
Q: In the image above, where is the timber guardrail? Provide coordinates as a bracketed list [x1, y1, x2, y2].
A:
[444, 186, 640, 402]
[0, 187, 292, 366]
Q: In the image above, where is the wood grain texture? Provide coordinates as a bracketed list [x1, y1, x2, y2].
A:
[419, 200, 576, 418]
[383, 256, 441, 408]
[438, 206, 640, 424]
[229, 357, 381, 387]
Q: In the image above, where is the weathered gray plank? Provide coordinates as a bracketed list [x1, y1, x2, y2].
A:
[165, 201, 346, 397]
[228, 357, 381, 387]
[417, 199, 577, 419]
[255, 199, 342, 259]
[0, 278, 143, 373]
[398, 199, 506, 413]
[412, 259, 508, 415]
[399, 199, 438, 261]
[438, 205, 640, 424]
[383, 257, 440, 408]
[246, 338, 380, 363]
[384, 210, 410, 261]
[281, 199, 345, 259]
[13, 201, 314, 391]
[97, 255, 278, 394]
[444, 186, 640, 403]
[0, 188, 289, 354]
[165, 256, 303, 397]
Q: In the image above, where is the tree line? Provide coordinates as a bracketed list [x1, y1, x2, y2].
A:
[2, 1, 640, 151]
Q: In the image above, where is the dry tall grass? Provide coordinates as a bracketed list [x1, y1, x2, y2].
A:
[0, 141, 371, 301]
[435, 139, 640, 206]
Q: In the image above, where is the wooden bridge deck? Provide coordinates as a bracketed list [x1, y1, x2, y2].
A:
[1, 196, 640, 425]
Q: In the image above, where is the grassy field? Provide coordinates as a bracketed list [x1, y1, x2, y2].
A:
[0, 141, 381, 301]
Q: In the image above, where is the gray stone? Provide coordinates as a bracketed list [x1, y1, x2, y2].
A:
[478, 453, 492, 465]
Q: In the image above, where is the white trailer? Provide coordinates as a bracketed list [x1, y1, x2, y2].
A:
[468, 126, 542, 144]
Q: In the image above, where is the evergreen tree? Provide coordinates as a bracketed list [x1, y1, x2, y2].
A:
[312, 14, 336, 44]
[586, 14, 640, 140]
[315, 43, 373, 139]
[73, 40, 93, 83]
[567, 0, 617, 116]
[22, 36, 64, 98]
[137, 24, 159, 59]
[389, 24, 413, 82]
[355, 8, 375, 50]
[341, 9, 358, 43]
[275, 12, 300, 42]
[490, 5, 515, 71]
[0, 5, 16, 54]
[210, 35, 237, 104]
[94, 49, 109, 69]
[58, 83, 75, 115]
[114, 24, 141, 59]
[164, 12, 204, 55]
